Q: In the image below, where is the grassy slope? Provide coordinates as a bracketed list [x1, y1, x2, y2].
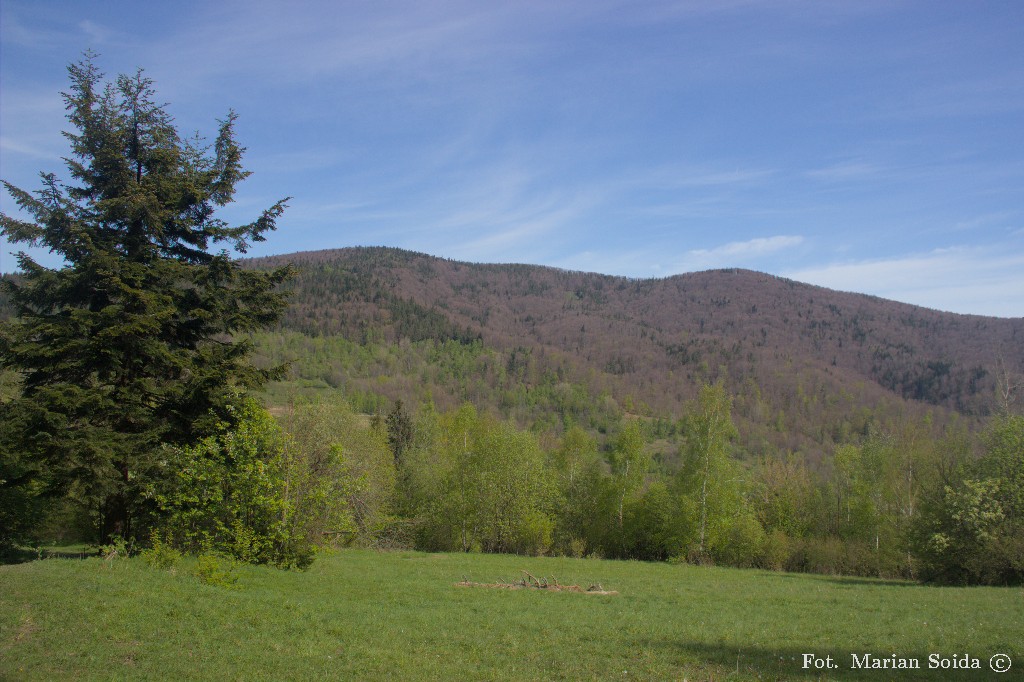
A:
[2, 550, 1020, 681]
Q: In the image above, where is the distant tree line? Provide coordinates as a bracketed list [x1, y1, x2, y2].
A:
[354, 386, 1020, 585]
[143, 384, 1016, 585]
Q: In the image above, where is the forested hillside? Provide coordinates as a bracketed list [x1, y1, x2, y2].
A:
[247, 247, 1023, 464]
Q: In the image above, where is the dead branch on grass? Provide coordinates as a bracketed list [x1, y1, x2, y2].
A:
[455, 570, 618, 595]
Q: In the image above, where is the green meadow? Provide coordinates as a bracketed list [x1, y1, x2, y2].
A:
[2, 549, 1020, 681]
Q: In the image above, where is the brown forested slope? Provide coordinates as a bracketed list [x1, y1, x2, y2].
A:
[251, 246, 1021, 418]
[4, 249, 1020, 460]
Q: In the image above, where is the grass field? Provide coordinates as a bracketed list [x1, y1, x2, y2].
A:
[1, 549, 1020, 681]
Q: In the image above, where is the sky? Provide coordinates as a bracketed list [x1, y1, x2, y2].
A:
[1, 1, 1023, 317]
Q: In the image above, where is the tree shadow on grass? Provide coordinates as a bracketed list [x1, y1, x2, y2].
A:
[761, 572, 925, 589]
[0, 548, 37, 565]
[639, 638, 1008, 681]
[1, 546, 93, 565]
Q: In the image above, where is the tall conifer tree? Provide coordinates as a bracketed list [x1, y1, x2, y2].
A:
[0, 54, 291, 543]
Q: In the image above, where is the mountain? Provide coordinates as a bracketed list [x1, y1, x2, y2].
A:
[5, 246, 1020, 459]
[248, 247, 1023, 461]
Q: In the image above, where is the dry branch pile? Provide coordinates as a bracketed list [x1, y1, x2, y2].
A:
[455, 570, 618, 595]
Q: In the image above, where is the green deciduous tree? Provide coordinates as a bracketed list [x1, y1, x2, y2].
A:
[607, 421, 650, 554]
[677, 382, 740, 561]
[147, 398, 299, 567]
[147, 398, 364, 568]
[281, 399, 397, 547]
[414, 404, 555, 555]
[549, 425, 603, 555]
[621, 481, 675, 560]
[831, 426, 931, 577]
[0, 54, 290, 546]
[752, 454, 820, 538]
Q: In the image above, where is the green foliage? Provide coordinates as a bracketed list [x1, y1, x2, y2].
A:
[621, 481, 675, 560]
[140, 532, 180, 569]
[385, 398, 414, 466]
[251, 330, 625, 435]
[409, 404, 555, 555]
[751, 455, 819, 537]
[145, 396, 399, 568]
[827, 427, 929, 577]
[192, 552, 240, 588]
[146, 398, 295, 565]
[0, 446, 46, 555]
[549, 426, 606, 555]
[711, 513, 766, 569]
[606, 421, 651, 553]
[140, 530, 180, 570]
[278, 399, 394, 549]
[146, 397, 371, 569]
[913, 415, 1024, 585]
[0, 54, 290, 545]
[760, 529, 791, 571]
[677, 382, 741, 561]
[98, 535, 131, 562]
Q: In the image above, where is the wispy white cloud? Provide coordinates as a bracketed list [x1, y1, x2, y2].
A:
[0, 135, 59, 160]
[411, 166, 604, 264]
[442, 202, 587, 263]
[77, 19, 117, 45]
[0, 86, 72, 183]
[0, 9, 67, 48]
[269, 151, 603, 265]
[247, 147, 350, 176]
[598, 164, 780, 222]
[553, 234, 806, 278]
[804, 161, 881, 182]
[951, 212, 1016, 233]
[548, 248, 668, 278]
[633, 165, 776, 190]
[881, 71, 1024, 121]
[692, 235, 805, 258]
[678, 235, 805, 271]
[784, 246, 1024, 317]
[138, 1, 535, 95]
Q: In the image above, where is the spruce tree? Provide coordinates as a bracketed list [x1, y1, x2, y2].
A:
[0, 54, 292, 544]
[385, 399, 413, 466]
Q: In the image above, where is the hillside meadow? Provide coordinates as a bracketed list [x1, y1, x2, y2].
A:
[2, 549, 1020, 681]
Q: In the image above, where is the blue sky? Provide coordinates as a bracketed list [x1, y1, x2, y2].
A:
[2, 1, 1022, 317]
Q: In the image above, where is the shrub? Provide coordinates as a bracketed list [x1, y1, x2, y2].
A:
[193, 553, 240, 588]
[711, 514, 766, 569]
[799, 536, 847, 575]
[146, 397, 336, 569]
[514, 510, 554, 556]
[99, 536, 131, 563]
[141, 531, 181, 570]
[760, 530, 791, 571]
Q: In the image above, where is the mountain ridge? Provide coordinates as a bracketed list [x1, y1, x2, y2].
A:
[247, 247, 1021, 452]
[6, 244, 1014, 466]
[254, 245, 1019, 319]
